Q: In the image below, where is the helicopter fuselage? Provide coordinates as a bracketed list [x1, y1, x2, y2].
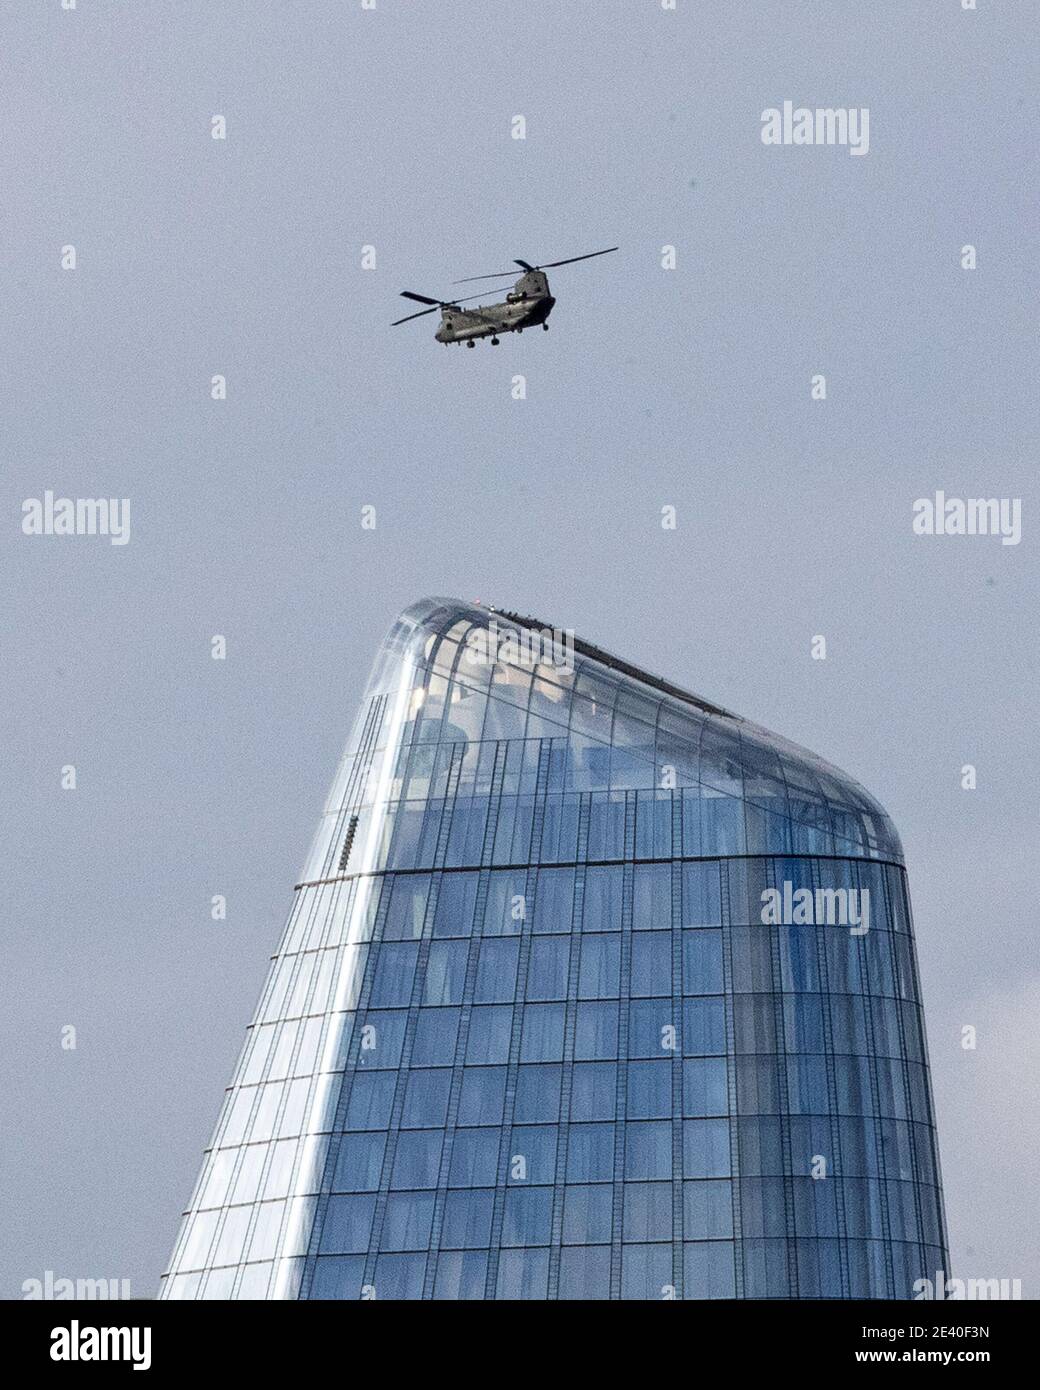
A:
[435, 270, 555, 344]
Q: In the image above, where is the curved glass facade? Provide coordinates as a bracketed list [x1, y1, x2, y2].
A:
[160, 597, 947, 1300]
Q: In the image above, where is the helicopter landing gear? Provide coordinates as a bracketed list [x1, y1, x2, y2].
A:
[466, 339, 475, 348]
[542, 322, 549, 331]
[491, 337, 500, 346]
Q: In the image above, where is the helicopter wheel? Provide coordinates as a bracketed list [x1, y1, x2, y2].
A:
[516, 327, 522, 334]
[466, 340, 475, 348]
[491, 337, 500, 346]
[542, 322, 549, 331]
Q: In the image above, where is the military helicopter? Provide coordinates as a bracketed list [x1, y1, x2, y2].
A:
[392, 246, 618, 347]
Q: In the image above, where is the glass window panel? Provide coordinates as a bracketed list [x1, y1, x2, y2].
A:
[368, 942, 420, 1008]
[778, 922, 821, 993]
[483, 871, 527, 936]
[514, 1064, 562, 1123]
[502, 1187, 553, 1246]
[735, 1055, 782, 1114]
[682, 997, 726, 1056]
[628, 1000, 678, 1059]
[682, 1058, 728, 1116]
[683, 1240, 735, 1298]
[165, 1272, 202, 1300]
[319, 1195, 376, 1255]
[372, 1253, 426, 1300]
[278, 1077, 310, 1137]
[783, 994, 826, 1053]
[310, 1255, 365, 1300]
[633, 863, 672, 931]
[390, 1131, 443, 1189]
[332, 1133, 386, 1192]
[570, 1061, 617, 1121]
[410, 1008, 460, 1067]
[846, 1237, 889, 1299]
[465, 1006, 513, 1064]
[566, 1123, 615, 1182]
[229, 1145, 266, 1206]
[268, 1021, 300, 1081]
[562, 1183, 613, 1244]
[683, 1180, 733, 1239]
[457, 1067, 506, 1126]
[533, 869, 576, 933]
[791, 1175, 839, 1238]
[627, 1059, 673, 1119]
[682, 863, 722, 926]
[625, 1121, 672, 1180]
[623, 1181, 672, 1242]
[729, 927, 774, 993]
[432, 873, 478, 938]
[423, 941, 468, 1005]
[381, 1192, 435, 1251]
[343, 1071, 396, 1130]
[736, 1116, 784, 1176]
[383, 877, 431, 941]
[834, 1055, 874, 1116]
[201, 1267, 235, 1299]
[574, 1002, 619, 1060]
[519, 1003, 565, 1061]
[579, 934, 621, 999]
[634, 793, 674, 861]
[198, 1150, 236, 1211]
[355, 1011, 407, 1069]
[682, 931, 723, 994]
[496, 1249, 549, 1300]
[683, 1119, 731, 1178]
[433, 1251, 488, 1300]
[448, 1128, 500, 1187]
[508, 1126, 558, 1185]
[526, 936, 570, 1000]
[558, 1245, 611, 1300]
[180, 1210, 219, 1271]
[586, 791, 626, 858]
[787, 1055, 830, 1115]
[241, 1025, 275, 1085]
[249, 1083, 283, 1143]
[295, 1016, 323, 1076]
[733, 994, 777, 1054]
[583, 866, 624, 932]
[475, 938, 521, 1003]
[401, 1069, 452, 1128]
[440, 1189, 495, 1249]
[622, 1242, 673, 1301]
[631, 933, 672, 997]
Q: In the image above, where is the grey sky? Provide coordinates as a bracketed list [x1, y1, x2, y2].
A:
[2, 1, 1037, 1298]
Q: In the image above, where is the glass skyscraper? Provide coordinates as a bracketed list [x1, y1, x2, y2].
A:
[161, 597, 948, 1300]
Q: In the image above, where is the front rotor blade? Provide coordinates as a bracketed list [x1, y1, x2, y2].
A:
[392, 305, 442, 326]
[537, 246, 618, 270]
[392, 291, 493, 325]
[514, 259, 535, 272]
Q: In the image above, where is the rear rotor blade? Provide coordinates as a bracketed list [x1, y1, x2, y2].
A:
[537, 246, 618, 270]
[452, 270, 518, 284]
[399, 290, 442, 305]
[453, 246, 618, 283]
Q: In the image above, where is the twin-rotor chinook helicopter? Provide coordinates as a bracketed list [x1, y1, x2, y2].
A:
[392, 246, 618, 347]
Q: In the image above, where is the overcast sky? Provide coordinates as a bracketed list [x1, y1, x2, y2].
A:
[2, 0, 1037, 1298]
